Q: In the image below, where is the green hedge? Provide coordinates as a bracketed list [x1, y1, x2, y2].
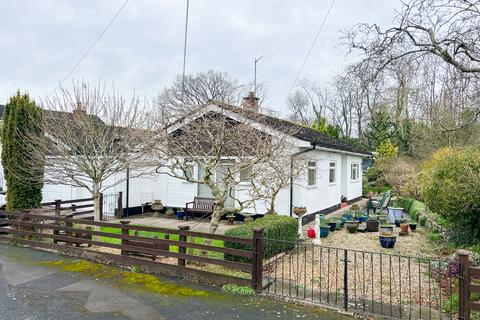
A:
[401, 197, 426, 221]
[224, 215, 298, 263]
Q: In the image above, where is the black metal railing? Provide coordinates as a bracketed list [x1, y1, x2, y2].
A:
[262, 239, 458, 319]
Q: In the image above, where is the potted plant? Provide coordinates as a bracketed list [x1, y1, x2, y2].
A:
[350, 204, 361, 212]
[293, 206, 307, 216]
[345, 220, 359, 233]
[320, 223, 330, 238]
[175, 208, 186, 220]
[165, 207, 174, 219]
[340, 196, 348, 208]
[226, 214, 235, 225]
[327, 218, 337, 232]
[379, 234, 397, 248]
[342, 211, 353, 221]
[409, 221, 417, 231]
[151, 199, 164, 217]
[366, 216, 379, 232]
[378, 214, 389, 225]
[399, 219, 409, 233]
[379, 222, 394, 236]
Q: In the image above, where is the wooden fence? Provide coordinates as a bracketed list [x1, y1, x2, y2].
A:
[458, 251, 480, 320]
[41, 192, 123, 221]
[0, 210, 264, 290]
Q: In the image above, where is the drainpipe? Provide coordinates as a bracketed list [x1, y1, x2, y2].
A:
[125, 166, 130, 217]
[289, 143, 316, 217]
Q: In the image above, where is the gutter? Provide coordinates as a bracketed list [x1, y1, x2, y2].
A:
[289, 143, 316, 217]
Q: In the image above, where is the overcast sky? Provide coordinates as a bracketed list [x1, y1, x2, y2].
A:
[0, 0, 402, 115]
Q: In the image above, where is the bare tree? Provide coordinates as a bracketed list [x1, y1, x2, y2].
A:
[250, 150, 306, 214]
[151, 104, 298, 234]
[157, 70, 267, 122]
[287, 79, 329, 125]
[22, 82, 154, 221]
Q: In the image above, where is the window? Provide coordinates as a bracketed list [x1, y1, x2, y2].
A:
[307, 161, 317, 186]
[239, 166, 252, 181]
[351, 163, 360, 181]
[329, 162, 336, 183]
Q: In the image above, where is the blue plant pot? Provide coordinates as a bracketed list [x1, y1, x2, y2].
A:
[343, 214, 353, 221]
[176, 211, 185, 220]
[320, 227, 330, 238]
[379, 235, 397, 249]
[328, 222, 337, 232]
[357, 216, 367, 223]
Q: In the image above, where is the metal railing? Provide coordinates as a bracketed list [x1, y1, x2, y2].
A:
[262, 239, 459, 319]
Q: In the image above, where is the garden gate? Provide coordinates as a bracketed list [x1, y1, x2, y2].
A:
[262, 239, 470, 319]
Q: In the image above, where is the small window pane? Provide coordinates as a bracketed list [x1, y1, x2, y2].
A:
[307, 161, 316, 185]
[329, 162, 336, 183]
[240, 166, 252, 181]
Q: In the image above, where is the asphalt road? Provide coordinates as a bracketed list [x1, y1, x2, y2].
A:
[0, 243, 352, 320]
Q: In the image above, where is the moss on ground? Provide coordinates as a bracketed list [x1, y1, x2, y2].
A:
[40, 259, 209, 297]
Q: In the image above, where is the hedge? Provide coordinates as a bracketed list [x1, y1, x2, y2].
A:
[224, 215, 298, 263]
[401, 197, 426, 221]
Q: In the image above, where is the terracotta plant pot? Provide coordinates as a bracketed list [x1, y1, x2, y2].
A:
[400, 223, 409, 233]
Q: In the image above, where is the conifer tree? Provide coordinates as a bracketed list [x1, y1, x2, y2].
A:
[1, 91, 44, 210]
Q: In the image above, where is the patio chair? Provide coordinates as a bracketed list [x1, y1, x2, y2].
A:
[367, 191, 392, 215]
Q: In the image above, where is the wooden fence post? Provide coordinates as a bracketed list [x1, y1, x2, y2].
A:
[120, 220, 130, 256]
[458, 250, 471, 320]
[178, 226, 190, 267]
[251, 228, 264, 292]
[99, 193, 104, 221]
[117, 192, 123, 218]
[54, 199, 62, 215]
[65, 214, 74, 246]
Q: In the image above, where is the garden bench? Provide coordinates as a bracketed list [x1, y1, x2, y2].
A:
[185, 197, 215, 220]
[368, 191, 392, 215]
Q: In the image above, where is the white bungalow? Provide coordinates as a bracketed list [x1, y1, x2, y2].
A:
[0, 98, 371, 222]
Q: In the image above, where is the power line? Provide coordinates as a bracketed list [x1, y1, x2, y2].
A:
[283, 0, 336, 106]
[50, 0, 130, 95]
[181, 0, 190, 100]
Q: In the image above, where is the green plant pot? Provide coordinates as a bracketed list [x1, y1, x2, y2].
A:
[345, 221, 359, 233]
[320, 226, 330, 238]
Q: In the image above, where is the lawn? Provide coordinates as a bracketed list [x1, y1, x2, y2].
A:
[98, 226, 225, 259]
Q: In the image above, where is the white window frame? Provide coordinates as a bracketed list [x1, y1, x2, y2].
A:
[239, 165, 252, 182]
[350, 163, 360, 181]
[307, 161, 317, 186]
[329, 161, 336, 184]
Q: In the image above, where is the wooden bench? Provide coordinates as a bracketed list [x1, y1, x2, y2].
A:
[185, 197, 215, 220]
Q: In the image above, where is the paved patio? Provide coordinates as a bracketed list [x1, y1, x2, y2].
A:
[115, 198, 368, 236]
[113, 214, 236, 234]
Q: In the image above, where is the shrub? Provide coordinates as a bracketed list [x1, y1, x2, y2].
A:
[1, 91, 44, 210]
[221, 284, 256, 296]
[224, 215, 298, 263]
[401, 197, 426, 221]
[418, 215, 427, 227]
[422, 148, 480, 244]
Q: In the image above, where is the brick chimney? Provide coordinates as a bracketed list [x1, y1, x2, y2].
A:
[73, 101, 87, 118]
[242, 91, 259, 111]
